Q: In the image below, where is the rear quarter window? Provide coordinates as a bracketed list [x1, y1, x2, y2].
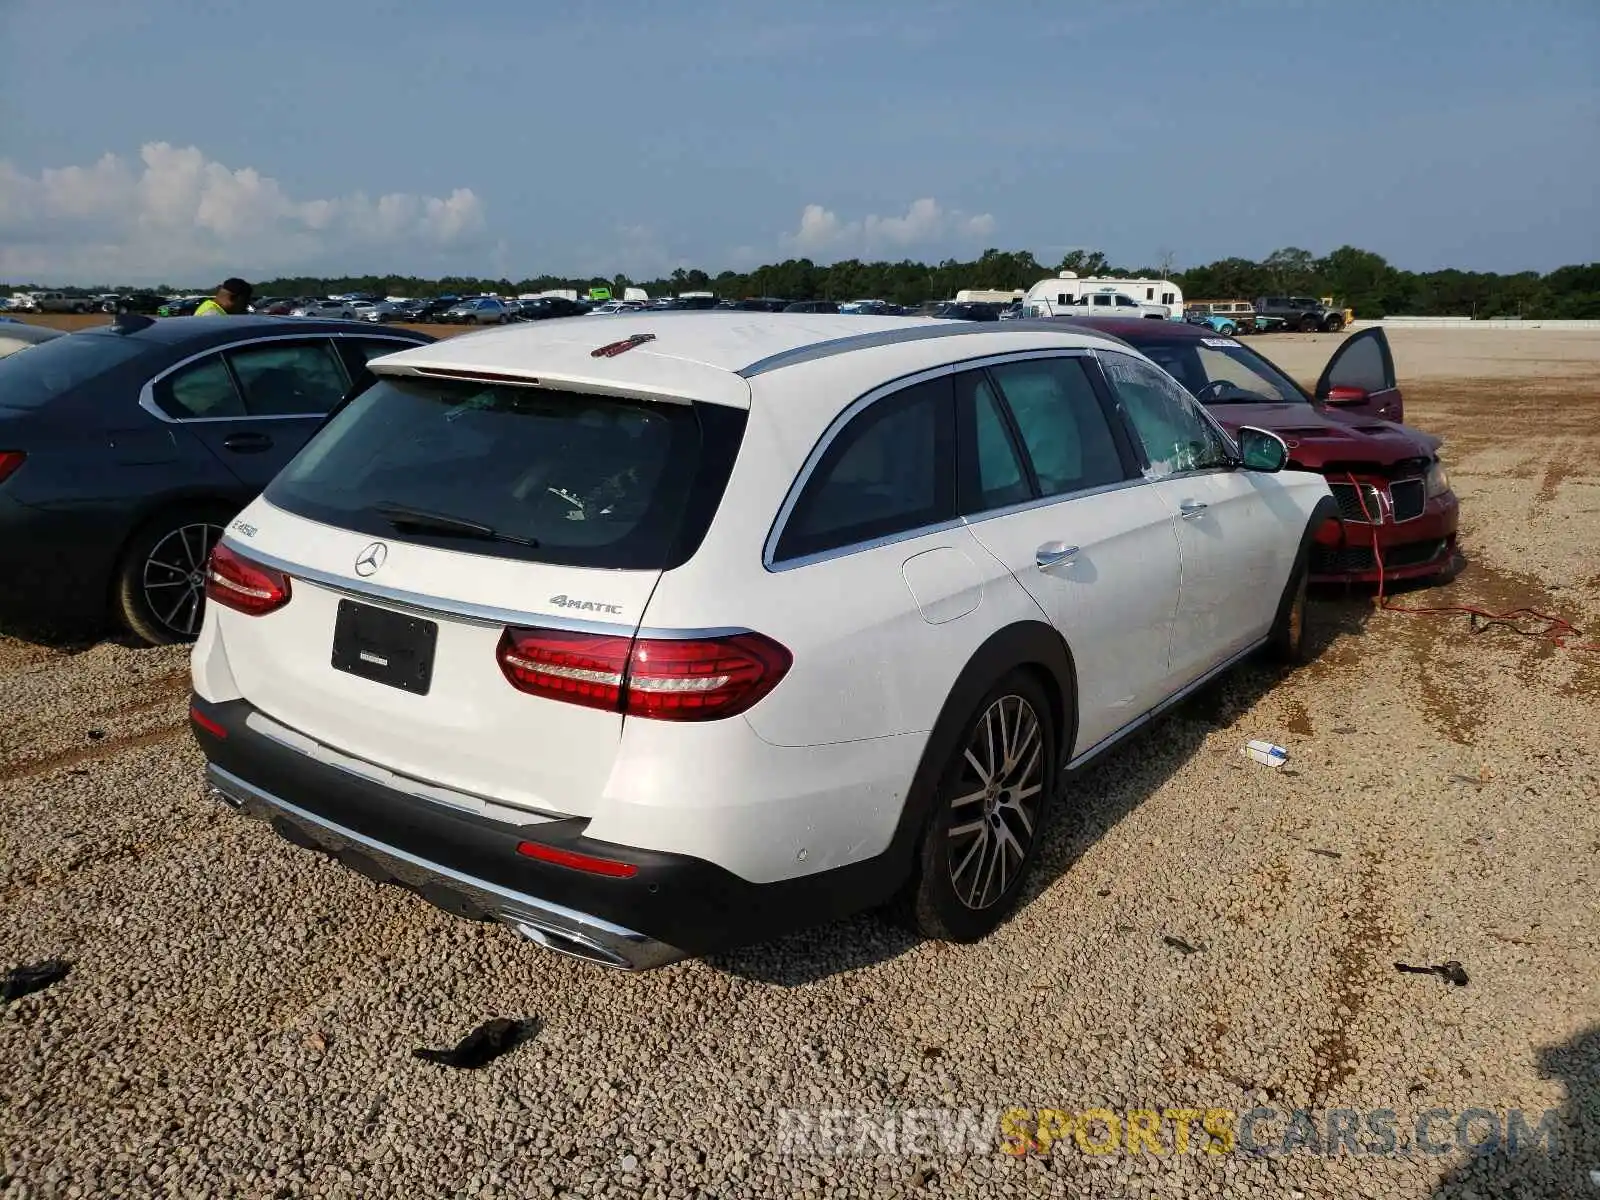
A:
[773, 376, 955, 562]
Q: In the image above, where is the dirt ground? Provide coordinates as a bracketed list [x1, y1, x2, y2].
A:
[1, 323, 1597, 1198]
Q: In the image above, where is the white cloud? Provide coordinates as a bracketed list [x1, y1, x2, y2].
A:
[781, 198, 997, 259]
[790, 203, 850, 252]
[0, 142, 487, 283]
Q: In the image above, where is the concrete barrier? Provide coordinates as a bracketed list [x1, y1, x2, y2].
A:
[1358, 317, 1600, 331]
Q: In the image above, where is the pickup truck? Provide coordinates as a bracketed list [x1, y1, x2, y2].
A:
[29, 291, 97, 314]
[1026, 289, 1170, 320]
[1255, 296, 1347, 333]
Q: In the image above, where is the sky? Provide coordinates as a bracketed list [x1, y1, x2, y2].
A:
[1, 0, 1596, 285]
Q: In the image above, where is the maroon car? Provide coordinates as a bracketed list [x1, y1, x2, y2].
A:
[1051, 318, 1459, 585]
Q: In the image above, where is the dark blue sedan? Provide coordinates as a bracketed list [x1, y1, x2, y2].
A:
[0, 314, 434, 643]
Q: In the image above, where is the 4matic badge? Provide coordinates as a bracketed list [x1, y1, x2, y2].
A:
[550, 594, 624, 615]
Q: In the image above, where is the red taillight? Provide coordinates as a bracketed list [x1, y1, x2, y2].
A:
[189, 705, 227, 739]
[515, 840, 638, 878]
[204, 542, 291, 616]
[496, 627, 792, 721]
[0, 451, 25, 486]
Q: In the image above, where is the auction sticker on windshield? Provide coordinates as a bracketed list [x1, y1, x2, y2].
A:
[1201, 338, 1241, 348]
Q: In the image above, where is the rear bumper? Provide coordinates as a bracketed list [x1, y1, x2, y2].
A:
[189, 695, 897, 969]
[1309, 491, 1460, 584]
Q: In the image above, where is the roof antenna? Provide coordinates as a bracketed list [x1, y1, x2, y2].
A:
[112, 308, 155, 335]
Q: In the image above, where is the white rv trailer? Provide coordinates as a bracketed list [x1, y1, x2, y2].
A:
[1023, 271, 1183, 320]
[953, 288, 1025, 304]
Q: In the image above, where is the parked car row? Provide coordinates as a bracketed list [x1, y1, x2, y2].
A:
[1184, 297, 1349, 335]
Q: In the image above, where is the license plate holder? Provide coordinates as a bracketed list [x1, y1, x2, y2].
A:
[330, 599, 437, 694]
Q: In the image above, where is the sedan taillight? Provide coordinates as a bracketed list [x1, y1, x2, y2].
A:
[497, 627, 791, 721]
[0, 451, 25, 486]
[205, 542, 291, 616]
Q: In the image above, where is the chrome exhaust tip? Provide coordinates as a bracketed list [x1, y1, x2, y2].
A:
[210, 784, 244, 811]
[505, 917, 635, 970]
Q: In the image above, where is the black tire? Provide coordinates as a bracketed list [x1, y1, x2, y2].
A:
[1324, 314, 1345, 333]
[1266, 559, 1311, 664]
[114, 507, 232, 645]
[904, 671, 1058, 942]
[1299, 315, 1320, 333]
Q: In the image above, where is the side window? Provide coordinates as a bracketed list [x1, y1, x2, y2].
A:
[226, 340, 349, 416]
[1098, 352, 1234, 477]
[986, 358, 1127, 497]
[355, 338, 413, 365]
[1323, 333, 1387, 393]
[153, 355, 245, 419]
[775, 376, 954, 561]
[955, 370, 1030, 514]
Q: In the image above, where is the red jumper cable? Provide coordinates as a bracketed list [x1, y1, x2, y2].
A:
[1341, 472, 1598, 651]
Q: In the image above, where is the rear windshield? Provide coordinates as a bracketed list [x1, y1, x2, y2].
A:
[264, 376, 745, 570]
[0, 331, 151, 408]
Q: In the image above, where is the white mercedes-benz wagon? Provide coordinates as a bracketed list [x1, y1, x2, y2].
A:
[190, 313, 1336, 969]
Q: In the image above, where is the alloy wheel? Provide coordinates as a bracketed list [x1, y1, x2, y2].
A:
[945, 694, 1046, 910]
[142, 522, 224, 638]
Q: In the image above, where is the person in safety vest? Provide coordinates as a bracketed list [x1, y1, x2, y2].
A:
[195, 278, 252, 316]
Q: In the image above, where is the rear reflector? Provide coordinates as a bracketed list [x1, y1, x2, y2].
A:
[189, 705, 227, 739]
[205, 542, 291, 617]
[497, 627, 791, 720]
[0, 451, 24, 486]
[516, 840, 638, 878]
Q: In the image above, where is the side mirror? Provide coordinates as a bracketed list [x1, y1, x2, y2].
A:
[1237, 426, 1289, 472]
[1325, 385, 1369, 403]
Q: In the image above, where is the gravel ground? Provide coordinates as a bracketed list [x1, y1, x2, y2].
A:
[2, 334, 1598, 1198]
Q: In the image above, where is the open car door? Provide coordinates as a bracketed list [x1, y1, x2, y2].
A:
[1314, 326, 1402, 423]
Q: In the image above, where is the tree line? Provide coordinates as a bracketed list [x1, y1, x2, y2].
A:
[8, 246, 1597, 319]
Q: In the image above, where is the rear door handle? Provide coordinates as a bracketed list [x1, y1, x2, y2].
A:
[1179, 501, 1208, 519]
[222, 432, 274, 453]
[1035, 542, 1080, 569]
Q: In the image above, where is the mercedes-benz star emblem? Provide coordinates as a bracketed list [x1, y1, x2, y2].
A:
[354, 542, 388, 577]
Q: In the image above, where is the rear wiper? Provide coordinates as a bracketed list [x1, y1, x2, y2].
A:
[374, 502, 540, 548]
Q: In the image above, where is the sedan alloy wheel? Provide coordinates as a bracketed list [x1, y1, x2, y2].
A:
[141, 521, 224, 639]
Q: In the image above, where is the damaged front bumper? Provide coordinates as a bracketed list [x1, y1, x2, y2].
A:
[1309, 481, 1460, 584]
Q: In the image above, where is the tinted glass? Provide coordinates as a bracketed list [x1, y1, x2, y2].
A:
[227, 340, 348, 416]
[987, 358, 1126, 497]
[1098, 352, 1233, 476]
[0, 332, 150, 409]
[1325, 332, 1388, 393]
[776, 376, 954, 561]
[355, 339, 416, 364]
[266, 378, 723, 569]
[155, 355, 245, 419]
[1135, 339, 1306, 406]
[955, 371, 1030, 514]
